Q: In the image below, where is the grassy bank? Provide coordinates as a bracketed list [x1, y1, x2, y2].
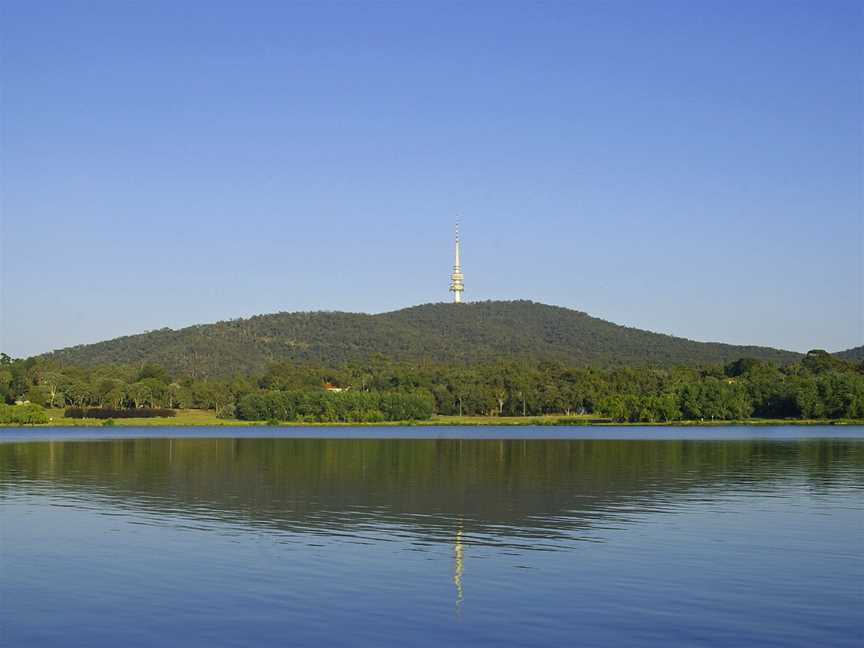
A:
[1, 409, 862, 428]
[30, 408, 256, 427]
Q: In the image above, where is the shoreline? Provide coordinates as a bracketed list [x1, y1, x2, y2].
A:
[2, 409, 862, 428]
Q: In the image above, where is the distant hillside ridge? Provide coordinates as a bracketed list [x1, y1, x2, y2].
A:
[43, 300, 802, 377]
[835, 346, 864, 362]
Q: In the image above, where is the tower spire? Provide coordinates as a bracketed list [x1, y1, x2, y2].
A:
[449, 221, 464, 303]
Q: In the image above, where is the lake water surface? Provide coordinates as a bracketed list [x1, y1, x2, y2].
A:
[2, 426, 862, 647]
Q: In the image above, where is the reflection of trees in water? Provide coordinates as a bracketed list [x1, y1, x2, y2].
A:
[1, 439, 861, 543]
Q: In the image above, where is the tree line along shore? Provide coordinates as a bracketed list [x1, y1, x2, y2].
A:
[1, 349, 863, 426]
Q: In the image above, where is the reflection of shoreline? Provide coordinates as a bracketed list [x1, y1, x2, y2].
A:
[1, 438, 859, 546]
[454, 526, 464, 616]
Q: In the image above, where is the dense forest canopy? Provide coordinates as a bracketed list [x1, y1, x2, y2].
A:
[41, 301, 806, 378]
[6, 302, 861, 424]
[2, 349, 863, 424]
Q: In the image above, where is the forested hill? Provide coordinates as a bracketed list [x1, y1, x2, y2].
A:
[836, 346, 864, 362]
[41, 301, 802, 377]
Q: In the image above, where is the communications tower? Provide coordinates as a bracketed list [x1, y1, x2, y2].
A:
[449, 223, 464, 303]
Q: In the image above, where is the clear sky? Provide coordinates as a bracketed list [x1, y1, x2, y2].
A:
[1, 0, 861, 358]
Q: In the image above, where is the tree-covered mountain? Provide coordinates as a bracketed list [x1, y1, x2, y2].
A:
[836, 346, 864, 363]
[41, 301, 802, 378]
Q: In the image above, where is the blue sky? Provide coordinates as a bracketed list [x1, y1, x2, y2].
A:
[1, 0, 861, 357]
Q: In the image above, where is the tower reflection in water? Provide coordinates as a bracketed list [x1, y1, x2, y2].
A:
[454, 525, 465, 615]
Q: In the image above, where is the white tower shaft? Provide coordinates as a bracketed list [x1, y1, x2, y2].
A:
[449, 223, 464, 303]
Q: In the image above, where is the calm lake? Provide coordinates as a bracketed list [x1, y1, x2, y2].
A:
[2, 426, 862, 647]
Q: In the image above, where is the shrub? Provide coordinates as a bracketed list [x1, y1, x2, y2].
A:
[0, 403, 50, 424]
[64, 407, 176, 419]
[378, 391, 435, 421]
